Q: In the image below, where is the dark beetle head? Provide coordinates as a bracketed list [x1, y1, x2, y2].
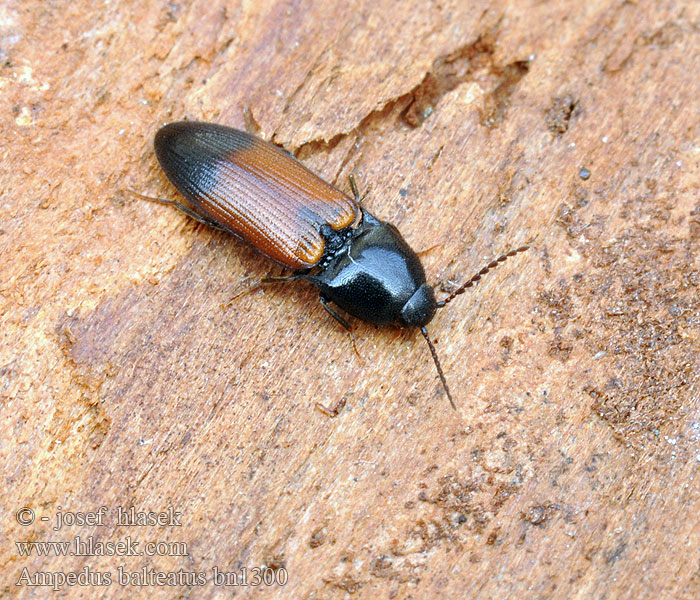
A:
[400, 283, 437, 327]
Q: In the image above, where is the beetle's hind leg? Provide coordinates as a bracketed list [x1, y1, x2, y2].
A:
[127, 189, 226, 231]
[225, 273, 302, 306]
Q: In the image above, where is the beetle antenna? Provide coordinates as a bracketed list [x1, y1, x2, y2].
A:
[436, 245, 530, 308]
[420, 326, 456, 410]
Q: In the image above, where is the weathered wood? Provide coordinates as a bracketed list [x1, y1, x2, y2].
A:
[1, 0, 698, 598]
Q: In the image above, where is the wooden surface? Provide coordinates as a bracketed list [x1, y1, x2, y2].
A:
[2, 0, 699, 598]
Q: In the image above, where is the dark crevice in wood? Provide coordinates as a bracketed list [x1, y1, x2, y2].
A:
[288, 25, 532, 169]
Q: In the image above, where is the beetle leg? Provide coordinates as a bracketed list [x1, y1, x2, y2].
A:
[224, 273, 301, 307]
[260, 274, 302, 284]
[416, 243, 442, 257]
[319, 294, 351, 330]
[127, 189, 226, 231]
[348, 173, 361, 203]
[172, 203, 227, 230]
[348, 173, 371, 205]
[319, 295, 363, 362]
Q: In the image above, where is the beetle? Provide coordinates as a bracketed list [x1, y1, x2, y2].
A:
[149, 121, 528, 408]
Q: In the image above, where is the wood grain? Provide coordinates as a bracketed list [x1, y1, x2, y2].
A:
[1, 0, 698, 598]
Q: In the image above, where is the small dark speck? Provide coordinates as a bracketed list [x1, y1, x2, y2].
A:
[605, 541, 627, 565]
[399, 188, 408, 197]
[579, 167, 591, 180]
